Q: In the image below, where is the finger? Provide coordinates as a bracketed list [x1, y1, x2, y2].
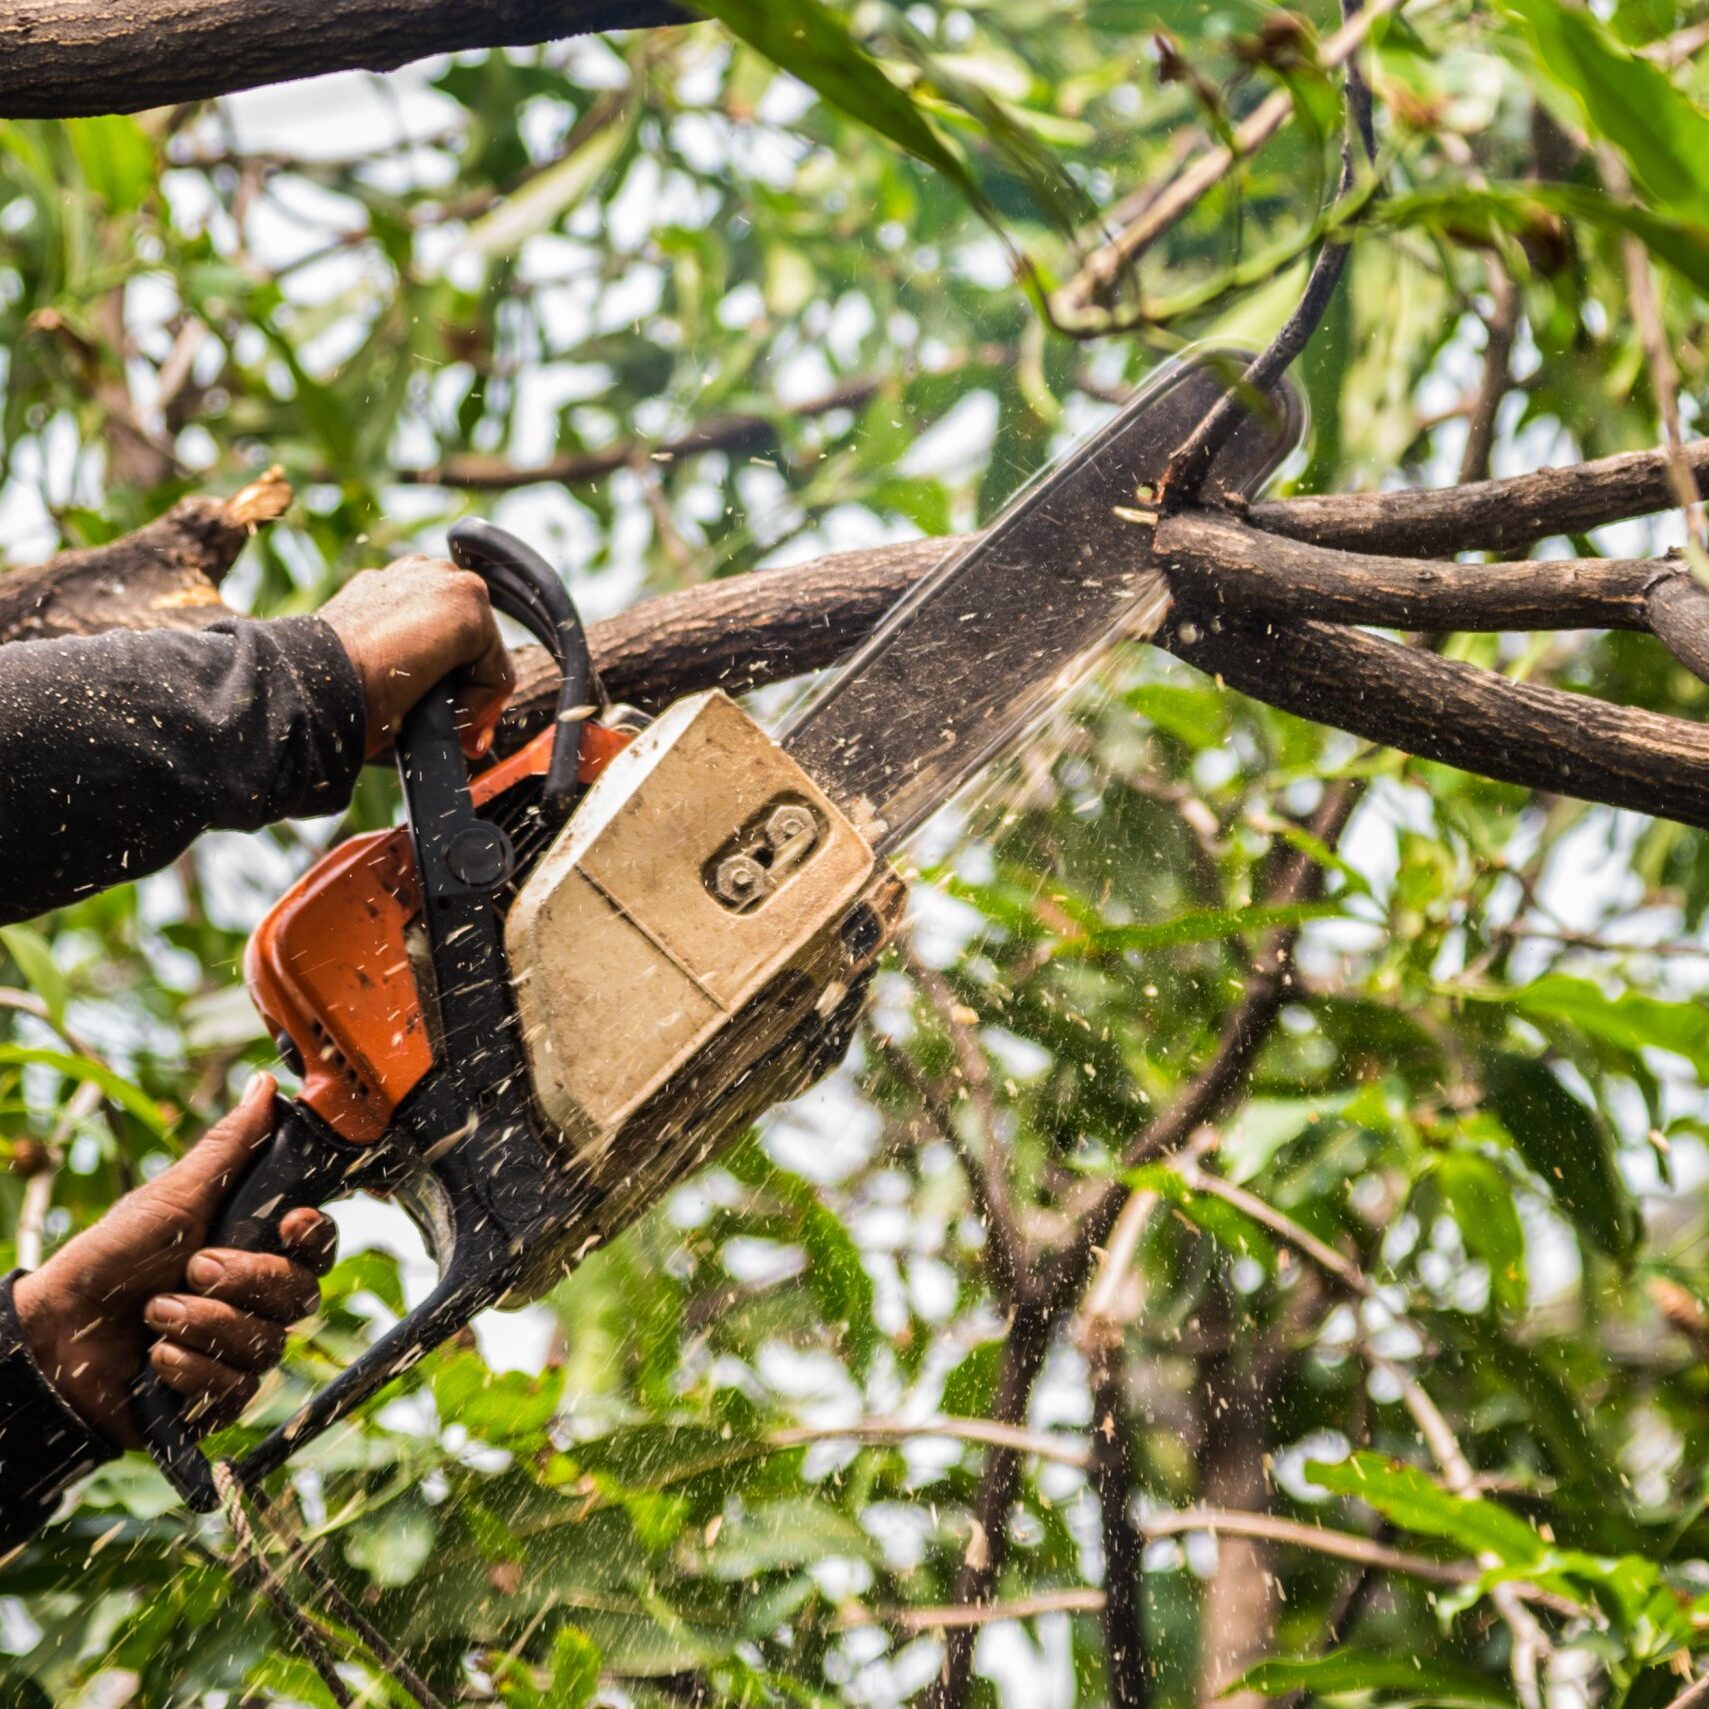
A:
[278, 1206, 339, 1276]
[453, 629, 516, 758]
[145, 1294, 287, 1372]
[150, 1341, 260, 1428]
[140, 1076, 278, 1223]
[185, 1248, 320, 1322]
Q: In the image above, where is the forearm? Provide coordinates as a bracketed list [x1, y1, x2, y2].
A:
[0, 617, 365, 922]
[0, 1272, 116, 1552]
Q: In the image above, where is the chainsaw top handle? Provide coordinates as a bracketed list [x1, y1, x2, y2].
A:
[448, 517, 596, 816]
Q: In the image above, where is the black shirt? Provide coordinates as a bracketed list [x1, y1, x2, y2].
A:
[0, 615, 365, 1549]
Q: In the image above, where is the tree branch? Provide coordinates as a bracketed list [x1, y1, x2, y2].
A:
[1161, 0, 1374, 506]
[18, 483, 1709, 842]
[390, 376, 889, 492]
[1051, 0, 1403, 328]
[1089, 1342, 1152, 1709]
[1156, 508, 1709, 682]
[1458, 262, 1519, 487]
[0, 467, 289, 641]
[1163, 609, 1709, 831]
[0, 0, 688, 120]
[769, 1416, 1090, 1470]
[1245, 436, 1709, 557]
[1159, 509, 1672, 630]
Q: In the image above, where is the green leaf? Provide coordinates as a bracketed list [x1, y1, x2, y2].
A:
[703, 1496, 878, 1579]
[942, 1341, 1002, 1417]
[1425, 1152, 1528, 1316]
[1504, 974, 1709, 1078]
[1052, 900, 1344, 959]
[0, 1044, 165, 1135]
[1125, 682, 1232, 750]
[0, 925, 69, 1033]
[64, 115, 156, 213]
[1218, 1094, 1354, 1183]
[1132, 1165, 1277, 1274]
[1481, 1051, 1638, 1258]
[343, 1495, 437, 1588]
[464, 107, 637, 258]
[1378, 182, 1709, 297]
[695, 0, 998, 230]
[1505, 0, 1709, 226]
[1307, 1453, 1544, 1566]
[1231, 1648, 1515, 1707]
[545, 1625, 601, 1708]
[432, 1350, 566, 1445]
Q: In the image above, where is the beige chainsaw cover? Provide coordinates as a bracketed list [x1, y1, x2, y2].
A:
[505, 690, 882, 1195]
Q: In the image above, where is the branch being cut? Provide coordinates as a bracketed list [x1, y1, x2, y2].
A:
[17, 480, 1709, 840]
[1245, 436, 1709, 556]
[1155, 508, 1709, 682]
[1162, 0, 1375, 506]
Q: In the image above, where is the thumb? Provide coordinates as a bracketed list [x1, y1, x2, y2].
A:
[144, 1075, 277, 1222]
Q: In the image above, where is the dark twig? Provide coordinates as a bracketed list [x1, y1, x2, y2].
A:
[925, 786, 1358, 1709]
[1088, 1342, 1151, 1709]
[1459, 263, 1519, 486]
[1161, 0, 1377, 505]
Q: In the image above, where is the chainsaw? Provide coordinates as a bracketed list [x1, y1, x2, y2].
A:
[133, 348, 1305, 1511]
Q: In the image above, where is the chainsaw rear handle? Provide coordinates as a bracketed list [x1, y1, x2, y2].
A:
[131, 1098, 388, 1512]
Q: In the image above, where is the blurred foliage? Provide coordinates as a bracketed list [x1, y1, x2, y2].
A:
[8, 1, 1709, 1705]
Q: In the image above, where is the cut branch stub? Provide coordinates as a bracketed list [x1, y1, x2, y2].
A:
[0, 467, 289, 642]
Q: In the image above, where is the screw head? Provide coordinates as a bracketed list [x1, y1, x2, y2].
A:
[446, 824, 514, 889]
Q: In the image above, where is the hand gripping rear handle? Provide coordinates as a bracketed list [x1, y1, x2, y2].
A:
[131, 1098, 393, 1512]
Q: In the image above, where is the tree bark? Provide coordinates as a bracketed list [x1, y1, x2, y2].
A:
[1244, 436, 1709, 558]
[0, 0, 687, 120]
[1193, 1285, 1278, 1709]
[1089, 1342, 1151, 1709]
[1162, 609, 1709, 831]
[0, 468, 289, 640]
[13, 483, 1709, 836]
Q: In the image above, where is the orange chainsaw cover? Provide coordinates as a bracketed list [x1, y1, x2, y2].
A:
[245, 722, 631, 1143]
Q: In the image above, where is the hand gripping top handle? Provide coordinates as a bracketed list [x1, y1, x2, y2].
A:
[133, 524, 599, 1512]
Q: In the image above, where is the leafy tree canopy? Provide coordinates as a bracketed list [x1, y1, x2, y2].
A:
[7, 3, 1709, 1706]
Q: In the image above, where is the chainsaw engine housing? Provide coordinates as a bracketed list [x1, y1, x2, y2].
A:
[505, 689, 903, 1249]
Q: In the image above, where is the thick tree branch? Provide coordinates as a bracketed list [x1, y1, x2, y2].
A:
[0, 1, 687, 120]
[1164, 610, 1709, 830]
[1245, 436, 1709, 557]
[16, 486, 1709, 840]
[1155, 508, 1709, 682]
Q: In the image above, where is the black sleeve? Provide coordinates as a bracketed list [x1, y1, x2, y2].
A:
[0, 1271, 117, 1551]
[0, 617, 366, 925]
